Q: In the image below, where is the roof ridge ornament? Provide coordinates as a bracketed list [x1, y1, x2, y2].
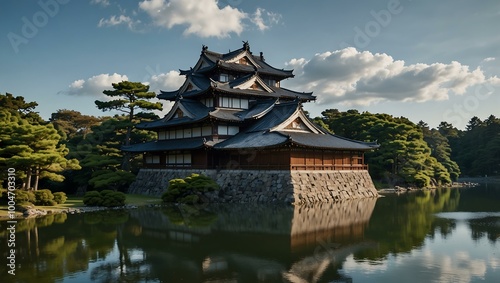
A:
[201, 44, 208, 54]
[242, 40, 250, 51]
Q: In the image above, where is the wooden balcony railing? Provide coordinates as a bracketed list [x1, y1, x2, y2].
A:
[144, 163, 368, 171]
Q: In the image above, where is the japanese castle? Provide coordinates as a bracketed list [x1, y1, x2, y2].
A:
[123, 42, 378, 173]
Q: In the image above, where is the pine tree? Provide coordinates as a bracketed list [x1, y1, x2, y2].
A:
[0, 109, 81, 190]
[95, 81, 162, 171]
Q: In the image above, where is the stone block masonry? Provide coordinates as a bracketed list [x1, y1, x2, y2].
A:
[127, 169, 379, 204]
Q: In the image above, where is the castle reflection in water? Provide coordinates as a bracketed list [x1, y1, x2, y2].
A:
[125, 198, 377, 282]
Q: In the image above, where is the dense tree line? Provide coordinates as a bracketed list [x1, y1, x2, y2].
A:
[440, 115, 500, 177]
[314, 109, 499, 186]
[315, 109, 456, 187]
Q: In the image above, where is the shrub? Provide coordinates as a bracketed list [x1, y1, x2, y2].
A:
[83, 190, 126, 207]
[53, 192, 67, 204]
[15, 190, 36, 204]
[34, 189, 57, 206]
[162, 173, 219, 204]
[83, 191, 102, 206]
[101, 191, 126, 207]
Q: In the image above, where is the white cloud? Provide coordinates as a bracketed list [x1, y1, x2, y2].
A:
[251, 8, 282, 31]
[91, 0, 110, 7]
[422, 250, 487, 283]
[285, 48, 499, 106]
[343, 254, 388, 274]
[139, 0, 247, 38]
[483, 57, 495, 62]
[61, 73, 128, 97]
[145, 70, 184, 92]
[142, 70, 183, 117]
[98, 15, 141, 30]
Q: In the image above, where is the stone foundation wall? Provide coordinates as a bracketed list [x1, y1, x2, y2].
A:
[127, 169, 379, 204]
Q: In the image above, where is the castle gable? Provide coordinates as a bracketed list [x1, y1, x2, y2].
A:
[232, 75, 273, 92]
[270, 107, 323, 134]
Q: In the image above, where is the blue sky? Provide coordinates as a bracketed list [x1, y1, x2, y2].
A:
[1, 0, 499, 129]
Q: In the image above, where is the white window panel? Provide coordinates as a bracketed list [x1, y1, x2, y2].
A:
[176, 129, 183, 139]
[192, 127, 201, 137]
[228, 126, 239, 135]
[168, 155, 176, 164]
[176, 154, 184, 164]
[158, 131, 167, 140]
[232, 98, 240, 108]
[218, 125, 228, 135]
[220, 73, 229, 82]
[202, 126, 212, 136]
[184, 128, 192, 138]
[152, 155, 160, 164]
[183, 153, 192, 164]
[240, 99, 249, 109]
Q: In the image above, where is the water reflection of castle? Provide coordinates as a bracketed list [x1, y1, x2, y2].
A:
[127, 198, 377, 282]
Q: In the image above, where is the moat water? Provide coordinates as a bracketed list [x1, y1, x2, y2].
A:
[1, 183, 499, 282]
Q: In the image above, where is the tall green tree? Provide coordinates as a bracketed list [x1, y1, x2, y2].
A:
[418, 121, 461, 181]
[95, 81, 162, 171]
[0, 109, 80, 190]
[76, 116, 155, 191]
[0, 92, 42, 124]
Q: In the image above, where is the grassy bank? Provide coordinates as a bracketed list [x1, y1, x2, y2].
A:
[0, 193, 161, 219]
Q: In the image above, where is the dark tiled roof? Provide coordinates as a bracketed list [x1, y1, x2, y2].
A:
[181, 98, 211, 117]
[214, 129, 378, 150]
[158, 73, 212, 100]
[214, 131, 289, 149]
[251, 57, 294, 78]
[209, 108, 243, 122]
[196, 47, 294, 79]
[214, 99, 379, 150]
[159, 64, 313, 102]
[245, 100, 300, 132]
[214, 83, 314, 101]
[157, 90, 178, 100]
[227, 73, 255, 87]
[236, 99, 276, 119]
[280, 131, 379, 150]
[137, 97, 278, 130]
[122, 138, 208, 152]
[137, 99, 210, 129]
[136, 116, 194, 129]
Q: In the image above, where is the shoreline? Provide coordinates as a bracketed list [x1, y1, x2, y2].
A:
[0, 205, 130, 221]
[0, 193, 163, 221]
[378, 180, 482, 194]
[0, 203, 163, 222]
[2, 178, 498, 219]
[457, 176, 500, 184]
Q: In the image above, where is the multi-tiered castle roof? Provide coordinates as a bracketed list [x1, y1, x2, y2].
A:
[123, 42, 377, 169]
